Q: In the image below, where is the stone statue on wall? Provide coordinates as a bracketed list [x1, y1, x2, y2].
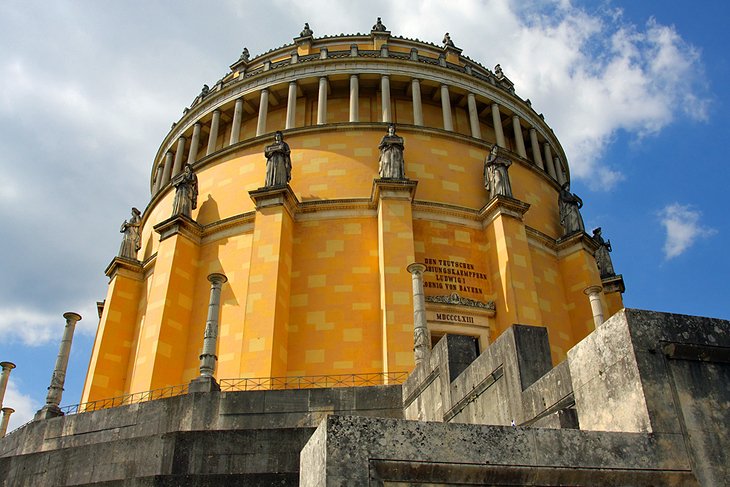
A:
[200, 84, 209, 98]
[264, 131, 292, 187]
[484, 145, 513, 198]
[239, 47, 250, 62]
[443, 32, 455, 47]
[378, 124, 405, 179]
[372, 17, 387, 32]
[300, 23, 313, 37]
[171, 163, 198, 218]
[118, 207, 141, 260]
[494, 64, 505, 80]
[592, 227, 616, 278]
[558, 182, 585, 236]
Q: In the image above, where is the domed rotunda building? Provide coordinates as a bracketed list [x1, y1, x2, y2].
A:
[81, 21, 624, 403]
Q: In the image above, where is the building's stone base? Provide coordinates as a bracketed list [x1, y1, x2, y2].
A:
[2, 309, 728, 486]
[300, 415, 697, 486]
[0, 386, 403, 486]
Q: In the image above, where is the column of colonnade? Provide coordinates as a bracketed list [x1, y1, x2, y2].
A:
[151, 73, 566, 193]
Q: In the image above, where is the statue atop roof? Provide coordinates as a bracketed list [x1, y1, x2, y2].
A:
[239, 47, 250, 63]
[300, 23, 313, 38]
[494, 64, 505, 80]
[372, 17, 387, 32]
[443, 32, 455, 47]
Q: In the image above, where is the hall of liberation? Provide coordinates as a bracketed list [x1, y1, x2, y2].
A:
[80, 20, 625, 404]
[2, 21, 728, 487]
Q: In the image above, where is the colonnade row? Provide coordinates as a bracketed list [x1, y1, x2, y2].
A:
[150, 75, 569, 194]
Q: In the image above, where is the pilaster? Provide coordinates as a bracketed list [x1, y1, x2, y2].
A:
[602, 274, 626, 317]
[372, 179, 418, 374]
[241, 185, 298, 378]
[480, 196, 542, 337]
[127, 215, 202, 393]
[556, 232, 604, 342]
[81, 257, 144, 403]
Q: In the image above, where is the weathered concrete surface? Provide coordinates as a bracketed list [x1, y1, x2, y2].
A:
[397, 309, 730, 486]
[0, 385, 402, 486]
[404, 326, 566, 427]
[300, 414, 698, 486]
[2, 309, 727, 486]
[569, 308, 730, 486]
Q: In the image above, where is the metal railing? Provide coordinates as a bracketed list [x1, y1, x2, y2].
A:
[52, 371, 409, 417]
[59, 383, 190, 415]
[219, 371, 408, 392]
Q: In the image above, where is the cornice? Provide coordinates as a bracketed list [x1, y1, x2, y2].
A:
[153, 214, 204, 244]
[371, 178, 419, 204]
[249, 184, 300, 218]
[478, 195, 531, 226]
[525, 226, 559, 253]
[104, 257, 144, 280]
[555, 231, 599, 258]
[602, 274, 626, 294]
[412, 200, 482, 229]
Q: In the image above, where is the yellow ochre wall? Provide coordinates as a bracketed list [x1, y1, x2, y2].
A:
[81, 124, 622, 403]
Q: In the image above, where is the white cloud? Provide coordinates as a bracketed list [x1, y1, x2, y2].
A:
[2, 380, 38, 433]
[276, 1, 709, 190]
[0, 304, 98, 346]
[659, 203, 716, 259]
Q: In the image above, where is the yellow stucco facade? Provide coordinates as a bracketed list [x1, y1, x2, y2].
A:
[81, 30, 624, 403]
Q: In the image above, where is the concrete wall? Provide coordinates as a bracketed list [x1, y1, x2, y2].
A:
[3, 308, 727, 486]
[300, 415, 696, 486]
[0, 385, 402, 486]
[382, 309, 730, 485]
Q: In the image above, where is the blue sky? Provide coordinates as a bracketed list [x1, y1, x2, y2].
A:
[0, 0, 727, 431]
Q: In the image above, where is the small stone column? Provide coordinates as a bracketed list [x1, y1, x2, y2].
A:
[206, 109, 221, 155]
[161, 151, 174, 187]
[190, 273, 227, 393]
[467, 93, 481, 139]
[440, 84, 453, 131]
[0, 362, 16, 409]
[172, 136, 186, 176]
[529, 128, 544, 169]
[512, 116, 527, 158]
[584, 286, 604, 327]
[407, 263, 431, 366]
[257, 89, 270, 136]
[491, 103, 506, 147]
[544, 143, 557, 180]
[411, 79, 423, 126]
[35, 312, 82, 419]
[317, 78, 328, 125]
[381, 75, 391, 123]
[286, 81, 297, 129]
[187, 122, 202, 165]
[0, 407, 14, 437]
[555, 158, 567, 185]
[152, 164, 164, 193]
[230, 98, 244, 144]
[349, 75, 359, 122]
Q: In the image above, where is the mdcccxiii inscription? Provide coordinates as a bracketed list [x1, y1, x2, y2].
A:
[435, 313, 474, 324]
